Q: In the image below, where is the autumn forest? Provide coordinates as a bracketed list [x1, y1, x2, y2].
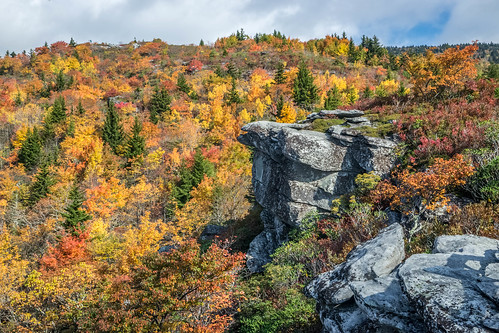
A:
[0, 30, 498, 332]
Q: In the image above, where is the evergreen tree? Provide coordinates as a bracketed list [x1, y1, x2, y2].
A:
[199, 39, 205, 46]
[76, 99, 85, 115]
[176, 73, 191, 94]
[274, 62, 286, 85]
[26, 164, 55, 207]
[226, 62, 240, 79]
[276, 95, 285, 118]
[149, 86, 172, 124]
[69, 37, 76, 47]
[293, 62, 318, 110]
[173, 150, 214, 208]
[62, 184, 91, 235]
[324, 86, 342, 110]
[67, 117, 75, 137]
[347, 38, 360, 63]
[18, 127, 41, 171]
[49, 95, 68, 124]
[126, 116, 145, 160]
[55, 70, 66, 92]
[102, 101, 125, 154]
[227, 77, 242, 105]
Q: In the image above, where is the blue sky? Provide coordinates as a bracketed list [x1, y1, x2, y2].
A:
[0, 0, 498, 54]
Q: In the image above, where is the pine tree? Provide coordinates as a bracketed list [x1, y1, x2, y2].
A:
[324, 86, 342, 110]
[173, 150, 214, 208]
[274, 62, 286, 85]
[126, 116, 145, 160]
[176, 73, 191, 94]
[49, 95, 67, 124]
[18, 127, 41, 171]
[76, 99, 85, 115]
[26, 164, 55, 207]
[55, 70, 65, 92]
[62, 184, 91, 235]
[276, 95, 284, 118]
[149, 87, 172, 124]
[102, 102, 125, 154]
[293, 62, 318, 110]
[226, 62, 240, 79]
[227, 77, 242, 105]
[69, 37, 76, 47]
[199, 39, 205, 46]
[67, 117, 75, 137]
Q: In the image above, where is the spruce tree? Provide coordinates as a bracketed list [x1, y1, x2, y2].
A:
[26, 164, 55, 207]
[69, 37, 76, 47]
[62, 184, 91, 235]
[149, 87, 172, 124]
[18, 127, 41, 171]
[102, 102, 125, 154]
[276, 95, 284, 118]
[55, 70, 65, 92]
[199, 39, 205, 46]
[126, 116, 145, 160]
[227, 77, 242, 105]
[293, 62, 318, 110]
[76, 99, 85, 115]
[274, 62, 286, 85]
[176, 73, 191, 94]
[173, 150, 214, 208]
[49, 95, 67, 124]
[226, 62, 240, 79]
[324, 86, 342, 110]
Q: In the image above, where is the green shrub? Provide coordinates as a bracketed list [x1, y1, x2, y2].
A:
[309, 118, 344, 132]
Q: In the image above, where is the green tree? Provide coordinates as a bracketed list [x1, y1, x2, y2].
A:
[173, 150, 215, 208]
[26, 164, 55, 207]
[149, 86, 172, 124]
[199, 39, 205, 46]
[62, 184, 91, 235]
[227, 77, 242, 105]
[69, 37, 76, 47]
[126, 116, 145, 160]
[226, 62, 240, 79]
[176, 73, 191, 94]
[76, 99, 85, 115]
[102, 101, 125, 154]
[48, 95, 68, 124]
[293, 62, 318, 110]
[18, 127, 42, 171]
[274, 62, 286, 85]
[324, 86, 342, 110]
[347, 38, 361, 63]
[55, 70, 66, 92]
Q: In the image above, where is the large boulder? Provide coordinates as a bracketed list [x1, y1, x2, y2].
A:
[399, 235, 499, 333]
[238, 120, 396, 272]
[307, 232, 499, 333]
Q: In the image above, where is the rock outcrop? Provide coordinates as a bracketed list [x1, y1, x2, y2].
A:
[306, 226, 499, 333]
[237, 110, 396, 272]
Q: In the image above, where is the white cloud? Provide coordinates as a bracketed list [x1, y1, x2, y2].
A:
[0, 0, 497, 54]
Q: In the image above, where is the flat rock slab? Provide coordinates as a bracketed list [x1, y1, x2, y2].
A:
[399, 242, 499, 333]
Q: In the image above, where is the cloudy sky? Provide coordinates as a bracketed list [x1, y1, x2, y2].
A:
[1, 0, 498, 53]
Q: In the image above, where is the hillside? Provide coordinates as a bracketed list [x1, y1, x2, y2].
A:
[0, 32, 498, 332]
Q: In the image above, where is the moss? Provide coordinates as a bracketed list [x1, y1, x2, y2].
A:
[357, 123, 394, 138]
[309, 118, 345, 132]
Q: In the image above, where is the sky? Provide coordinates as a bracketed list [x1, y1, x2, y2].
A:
[1, 0, 498, 54]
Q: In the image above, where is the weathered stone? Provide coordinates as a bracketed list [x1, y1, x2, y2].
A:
[238, 120, 396, 272]
[350, 273, 425, 332]
[399, 234, 499, 332]
[319, 109, 365, 118]
[306, 224, 405, 305]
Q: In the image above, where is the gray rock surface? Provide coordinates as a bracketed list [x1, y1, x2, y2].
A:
[306, 223, 405, 304]
[238, 120, 396, 271]
[308, 232, 499, 333]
